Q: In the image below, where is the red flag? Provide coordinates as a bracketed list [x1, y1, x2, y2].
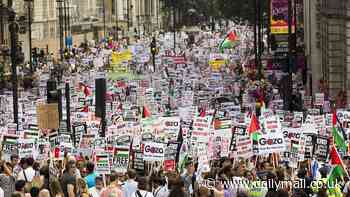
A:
[227, 31, 237, 42]
[143, 106, 151, 118]
[81, 105, 89, 112]
[332, 111, 337, 126]
[248, 113, 260, 135]
[83, 85, 91, 97]
[330, 145, 342, 165]
[54, 147, 60, 158]
[199, 109, 206, 117]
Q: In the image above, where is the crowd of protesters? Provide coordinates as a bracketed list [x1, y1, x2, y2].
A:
[2, 152, 350, 197]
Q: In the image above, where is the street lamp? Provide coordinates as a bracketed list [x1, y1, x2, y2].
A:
[23, 0, 33, 73]
[172, 0, 176, 54]
[8, 5, 19, 130]
[56, 0, 64, 60]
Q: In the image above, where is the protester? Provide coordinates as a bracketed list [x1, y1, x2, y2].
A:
[122, 169, 138, 197]
[181, 159, 195, 197]
[17, 158, 36, 182]
[131, 177, 154, 197]
[84, 162, 96, 189]
[100, 174, 122, 197]
[76, 178, 90, 197]
[88, 176, 104, 197]
[50, 178, 64, 197]
[60, 160, 76, 197]
[0, 160, 16, 197]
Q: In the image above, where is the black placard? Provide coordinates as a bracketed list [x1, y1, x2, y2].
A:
[314, 135, 329, 162]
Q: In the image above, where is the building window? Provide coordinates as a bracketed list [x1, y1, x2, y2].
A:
[44, 25, 49, 39]
[50, 27, 56, 38]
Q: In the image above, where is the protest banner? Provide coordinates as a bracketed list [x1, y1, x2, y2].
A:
[79, 134, 96, 149]
[73, 122, 87, 146]
[113, 149, 130, 173]
[230, 126, 246, 151]
[164, 143, 179, 160]
[133, 150, 145, 171]
[304, 134, 315, 159]
[143, 142, 165, 161]
[160, 117, 180, 142]
[2, 134, 19, 159]
[253, 131, 285, 155]
[191, 116, 212, 143]
[36, 103, 59, 129]
[314, 135, 329, 162]
[18, 139, 35, 159]
[36, 139, 50, 160]
[314, 93, 325, 106]
[271, 0, 295, 34]
[95, 150, 111, 175]
[231, 126, 253, 158]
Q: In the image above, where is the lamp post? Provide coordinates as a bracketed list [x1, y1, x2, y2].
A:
[57, 0, 64, 60]
[287, 0, 293, 110]
[254, 0, 259, 79]
[24, 0, 33, 73]
[172, 0, 176, 54]
[8, 5, 19, 129]
[115, 0, 118, 41]
[103, 0, 106, 39]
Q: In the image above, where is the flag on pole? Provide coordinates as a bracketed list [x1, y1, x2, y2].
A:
[142, 105, 151, 118]
[332, 112, 347, 152]
[248, 113, 261, 141]
[328, 145, 348, 194]
[218, 32, 238, 53]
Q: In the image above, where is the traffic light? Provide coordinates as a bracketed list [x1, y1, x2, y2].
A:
[63, 48, 70, 59]
[150, 37, 157, 55]
[47, 79, 58, 103]
[150, 37, 157, 72]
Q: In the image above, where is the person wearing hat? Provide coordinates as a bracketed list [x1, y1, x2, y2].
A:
[181, 159, 195, 197]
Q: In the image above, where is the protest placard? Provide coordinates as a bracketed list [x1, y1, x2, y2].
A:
[314, 135, 329, 162]
[160, 117, 180, 142]
[133, 150, 145, 171]
[253, 131, 285, 155]
[36, 103, 59, 129]
[2, 134, 19, 159]
[36, 139, 50, 160]
[191, 116, 212, 143]
[95, 150, 111, 175]
[18, 139, 35, 159]
[143, 142, 165, 161]
[113, 149, 130, 173]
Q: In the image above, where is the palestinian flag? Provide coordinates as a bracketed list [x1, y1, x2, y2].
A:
[3, 135, 18, 145]
[328, 145, 348, 191]
[24, 130, 39, 139]
[332, 111, 347, 152]
[219, 31, 238, 53]
[248, 113, 261, 141]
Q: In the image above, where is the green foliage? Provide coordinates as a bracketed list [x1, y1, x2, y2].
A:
[162, 0, 269, 26]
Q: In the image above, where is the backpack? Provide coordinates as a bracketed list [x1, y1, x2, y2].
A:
[23, 170, 42, 193]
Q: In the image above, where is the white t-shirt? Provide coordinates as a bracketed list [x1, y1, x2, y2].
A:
[131, 190, 154, 197]
[89, 187, 102, 197]
[153, 186, 169, 197]
[17, 167, 36, 182]
[0, 187, 4, 197]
